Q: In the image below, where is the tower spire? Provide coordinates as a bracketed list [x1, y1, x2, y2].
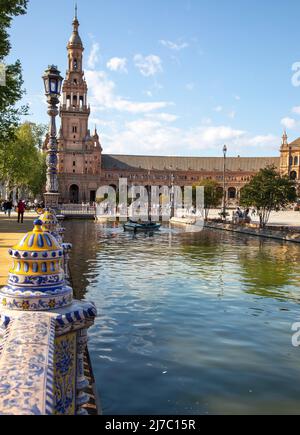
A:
[68, 2, 82, 49]
[282, 129, 288, 146]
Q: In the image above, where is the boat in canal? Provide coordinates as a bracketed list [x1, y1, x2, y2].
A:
[123, 221, 161, 232]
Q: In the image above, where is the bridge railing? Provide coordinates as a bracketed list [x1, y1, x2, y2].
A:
[58, 204, 96, 216]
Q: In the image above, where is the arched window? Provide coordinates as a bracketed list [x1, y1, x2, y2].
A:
[290, 171, 297, 180]
[69, 185, 79, 203]
[228, 187, 237, 200]
[294, 156, 299, 166]
[73, 59, 78, 70]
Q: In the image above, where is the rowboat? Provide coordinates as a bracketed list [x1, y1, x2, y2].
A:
[123, 221, 161, 232]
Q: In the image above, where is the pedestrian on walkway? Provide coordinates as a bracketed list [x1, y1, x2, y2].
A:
[6, 200, 13, 218]
[17, 200, 26, 224]
[3, 201, 8, 215]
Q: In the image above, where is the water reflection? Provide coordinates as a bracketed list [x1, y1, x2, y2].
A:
[63, 220, 100, 299]
[64, 221, 300, 415]
[239, 241, 300, 300]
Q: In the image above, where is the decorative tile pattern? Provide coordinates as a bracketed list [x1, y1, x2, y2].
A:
[0, 287, 73, 312]
[54, 333, 76, 415]
[0, 220, 73, 312]
[0, 313, 55, 415]
[55, 301, 97, 328]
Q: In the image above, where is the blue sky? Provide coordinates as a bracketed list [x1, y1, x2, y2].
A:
[7, 0, 300, 156]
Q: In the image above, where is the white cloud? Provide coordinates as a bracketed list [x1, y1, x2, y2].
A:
[245, 134, 278, 147]
[100, 113, 278, 157]
[88, 42, 100, 69]
[144, 90, 153, 98]
[134, 54, 163, 77]
[192, 125, 244, 146]
[185, 82, 195, 91]
[159, 39, 189, 51]
[235, 95, 241, 101]
[107, 57, 128, 73]
[292, 106, 300, 115]
[146, 113, 179, 122]
[228, 111, 236, 119]
[85, 70, 172, 114]
[214, 106, 223, 113]
[201, 117, 212, 125]
[281, 117, 297, 129]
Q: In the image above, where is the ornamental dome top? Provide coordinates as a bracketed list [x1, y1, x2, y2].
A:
[10, 220, 62, 256]
[0, 219, 73, 312]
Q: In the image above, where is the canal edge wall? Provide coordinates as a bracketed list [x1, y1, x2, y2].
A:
[204, 221, 300, 244]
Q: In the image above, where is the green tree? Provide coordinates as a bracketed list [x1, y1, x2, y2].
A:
[240, 166, 297, 228]
[0, 122, 47, 198]
[0, 0, 28, 143]
[194, 179, 223, 220]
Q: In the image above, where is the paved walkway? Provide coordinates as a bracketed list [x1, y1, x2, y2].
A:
[0, 214, 34, 286]
[209, 209, 300, 228]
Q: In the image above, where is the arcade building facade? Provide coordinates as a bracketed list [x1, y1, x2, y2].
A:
[44, 12, 300, 205]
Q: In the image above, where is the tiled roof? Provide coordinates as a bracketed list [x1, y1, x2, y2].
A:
[289, 137, 300, 148]
[102, 155, 280, 173]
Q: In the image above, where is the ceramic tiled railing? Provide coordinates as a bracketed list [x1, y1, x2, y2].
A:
[0, 216, 97, 415]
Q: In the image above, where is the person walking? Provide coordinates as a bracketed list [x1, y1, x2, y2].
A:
[3, 201, 8, 215]
[17, 200, 26, 224]
[6, 200, 13, 218]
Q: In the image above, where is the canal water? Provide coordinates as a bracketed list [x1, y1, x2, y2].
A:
[64, 221, 300, 415]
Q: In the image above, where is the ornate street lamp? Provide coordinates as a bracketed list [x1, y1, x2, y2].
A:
[170, 172, 175, 218]
[222, 145, 228, 220]
[42, 65, 63, 209]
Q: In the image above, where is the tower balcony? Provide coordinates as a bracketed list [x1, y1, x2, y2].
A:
[60, 104, 90, 114]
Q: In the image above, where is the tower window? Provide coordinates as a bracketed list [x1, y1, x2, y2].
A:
[72, 126, 77, 133]
[74, 59, 78, 70]
[73, 161, 76, 167]
[294, 156, 299, 166]
[74, 79, 77, 84]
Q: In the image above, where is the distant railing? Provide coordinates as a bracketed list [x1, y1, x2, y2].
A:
[59, 205, 96, 216]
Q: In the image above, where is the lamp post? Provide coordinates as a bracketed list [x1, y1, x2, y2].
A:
[148, 170, 152, 222]
[42, 65, 63, 209]
[170, 172, 175, 218]
[222, 145, 227, 221]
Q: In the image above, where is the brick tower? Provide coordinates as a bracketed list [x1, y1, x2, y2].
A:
[56, 7, 102, 203]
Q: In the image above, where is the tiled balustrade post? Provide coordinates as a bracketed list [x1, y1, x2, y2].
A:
[0, 219, 97, 415]
[76, 329, 89, 415]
